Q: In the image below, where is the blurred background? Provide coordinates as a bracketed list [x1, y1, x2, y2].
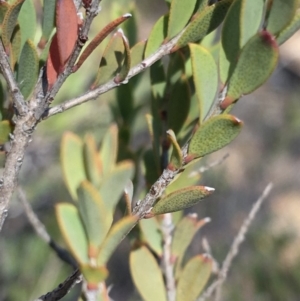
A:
[1, 0, 300, 300]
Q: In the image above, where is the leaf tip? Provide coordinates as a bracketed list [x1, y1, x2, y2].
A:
[205, 186, 215, 193]
[220, 96, 235, 110]
[259, 30, 278, 49]
[123, 13, 132, 18]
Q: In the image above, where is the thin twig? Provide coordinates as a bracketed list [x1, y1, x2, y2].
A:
[34, 268, 82, 301]
[161, 213, 176, 301]
[0, 0, 102, 231]
[189, 154, 229, 177]
[198, 183, 273, 301]
[17, 187, 77, 268]
[46, 33, 182, 118]
[44, 0, 102, 104]
[0, 39, 27, 116]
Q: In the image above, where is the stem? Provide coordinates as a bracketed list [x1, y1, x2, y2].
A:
[0, 40, 27, 116]
[198, 183, 273, 301]
[45, 33, 182, 118]
[162, 213, 176, 301]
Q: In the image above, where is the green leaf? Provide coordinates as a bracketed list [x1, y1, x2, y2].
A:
[240, 0, 265, 47]
[167, 129, 183, 170]
[167, 76, 191, 135]
[0, 2, 9, 24]
[152, 186, 214, 215]
[167, 0, 197, 39]
[188, 114, 243, 159]
[99, 124, 118, 177]
[114, 29, 131, 83]
[130, 40, 146, 67]
[98, 216, 138, 265]
[0, 120, 11, 144]
[40, 0, 56, 45]
[1, 0, 25, 49]
[10, 24, 21, 68]
[18, 0, 36, 49]
[77, 181, 112, 255]
[61, 132, 86, 200]
[176, 255, 212, 301]
[225, 31, 279, 104]
[172, 215, 210, 278]
[172, 0, 233, 51]
[167, 51, 186, 85]
[165, 161, 201, 195]
[130, 246, 167, 301]
[17, 40, 38, 99]
[81, 265, 108, 287]
[266, 0, 298, 36]
[145, 14, 168, 58]
[220, 0, 265, 84]
[189, 43, 218, 122]
[83, 134, 102, 187]
[56, 203, 89, 264]
[74, 14, 132, 72]
[277, 11, 300, 45]
[99, 160, 134, 211]
[139, 218, 163, 256]
[93, 30, 125, 87]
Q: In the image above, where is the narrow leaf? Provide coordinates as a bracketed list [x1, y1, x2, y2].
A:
[10, 24, 21, 68]
[83, 134, 102, 187]
[266, 0, 298, 36]
[167, 51, 185, 85]
[240, 0, 265, 47]
[219, 0, 265, 84]
[0, 120, 11, 144]
[92, 31, 125, 87]
[145, 14, 168, 58]
[99, 124, 118, 177]
[46, 33, 61, 90]
[77, 181, 112, 256]
[74, 14, 132, 71]
[139, 218, 163, 256]
[167, 76, 191, 135]
[1, 0, 25, 50]
[56, 203, 89, 264]
[167, 129, 183, 170]
[277, 11, 300, 45]
[99, 160, 134, 211]
[167, 0, 197, 39]
[0, 2, 9, 24]
[152, 186, 214, 215]
[56, 0, 77, 66]
[17, 40, 38, 99]
[172, 0, 233, 51]
[130, 246, 167, 301]
[188, 114, 243, 159]
[61, 132, 85, 200]
[40, 0, 56, 46]
[114, 29, 131, 83]
[189, 43, 218, 122]
[130, 40, 146, 67]
[176, 255, 212, 301]
[98, 216, 138, 265]
[224, 31, 279, 105]
[172, 215, 210, 277]
[18, 0, 36, 49]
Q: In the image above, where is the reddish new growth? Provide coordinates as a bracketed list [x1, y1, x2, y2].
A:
[259, 30, 278, 49]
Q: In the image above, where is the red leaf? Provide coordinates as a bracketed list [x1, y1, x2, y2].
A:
[56, 0, 78, 66]
[46, 33, 60, 90]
